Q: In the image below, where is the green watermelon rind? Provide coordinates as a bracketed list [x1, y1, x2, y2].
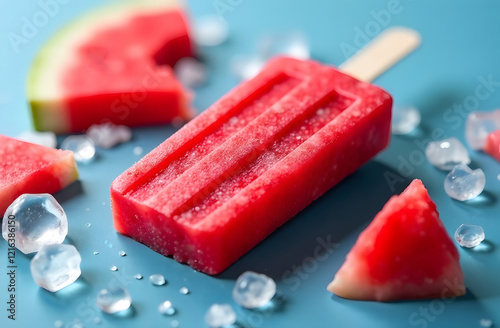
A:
[27, 0, 182, 132]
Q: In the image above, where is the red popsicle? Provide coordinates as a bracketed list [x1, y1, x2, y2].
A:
[111, 28, 420, 274]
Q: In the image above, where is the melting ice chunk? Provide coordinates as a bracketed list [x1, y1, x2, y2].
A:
[233, 271, 276, 308]
[194, 15, 229, 46]
[455, 224, 485, 248]
[465, 110, 500, 150]
[444, 164, 485, 201]
[392, 105, 421, 135]
[96, 286, 132, 314]
[61, 135, 96, 163]
[86, 123, 131, 149]
[205, 304, 236, 328]
[2, 194, 68, 254]
[17, 131, 57, 148]
[30, 244, 81, 292]
[425, 137, 471, 170]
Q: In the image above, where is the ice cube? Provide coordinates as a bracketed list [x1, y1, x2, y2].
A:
[233, 271, 276, 308]
[392, 105, 421, 135]
[194, 15, 229, 46]
[444, 164, 485, 201]
[465, 110, 500, 150]
[86, 123, 131, 149]
[61, 135, 96, 163]
[96, 286, 132, 314]
[425, 137, 471, 170]
[455, 224, 485, 248]
[205, 304, 236, 328]
[174, 57, 207, 88]
[30, 244, 81, 292]
[17, 131, 57, 148]
[2, 194, 68, 254]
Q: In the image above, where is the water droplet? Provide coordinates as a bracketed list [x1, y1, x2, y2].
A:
[110, 265, 118, 272]
[93, 251, 99, 255]
[118, 250, 126, 257]
[171, 320, 180, 328]
[93, 317, 102, 324]
[134, 274, 143, 280]
[54, 320, 63, 328]
[158, 300, 176, 316]
[179, 287, 189, 295]
[96, 286, 132, 314]
[85, 222, 92, 228]
[150, 274, 166, 286]
[133, 146, 143, 156]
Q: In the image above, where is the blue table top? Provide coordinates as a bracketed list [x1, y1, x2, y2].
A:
[1, 0, 499, 327]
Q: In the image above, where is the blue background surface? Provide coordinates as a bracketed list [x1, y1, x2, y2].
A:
[1, 0, 500, 327]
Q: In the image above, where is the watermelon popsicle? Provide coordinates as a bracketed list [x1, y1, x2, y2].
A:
[111, 27, 421, 275]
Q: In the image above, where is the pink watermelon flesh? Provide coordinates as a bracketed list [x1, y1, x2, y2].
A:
[111, 57, 392, 275]
[0, 135, 78, 214]
[484, 129, 500, 162]
[31, 8, 193, 133]
[328, 179, 466, 302]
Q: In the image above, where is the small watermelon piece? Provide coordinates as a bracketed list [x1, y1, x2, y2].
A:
[327, 179, 465, 302]
[0, 135, 78, 214]
[484, 130, 500, 162]
[27, 0, 194, 134]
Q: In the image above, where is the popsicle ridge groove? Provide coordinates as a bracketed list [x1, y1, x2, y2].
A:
[173, 92, 356, 224]
[126, 74, 304, 200]
[146, 67, 356, 219]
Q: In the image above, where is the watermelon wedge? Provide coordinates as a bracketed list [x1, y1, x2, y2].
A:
[327, 179, 465, 302]
[0, 135, 79, 215]
[484, 130, 500, 162]
[27, 0, 194, 134]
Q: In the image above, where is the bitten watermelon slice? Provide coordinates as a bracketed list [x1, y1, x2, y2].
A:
[0, 135, 78, 215]
[27, 0, 194, 134]
[327, 179, 465, 302]
[484, 130, 500, 162]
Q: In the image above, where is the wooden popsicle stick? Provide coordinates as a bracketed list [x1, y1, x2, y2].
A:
[339, 26, 421, 82]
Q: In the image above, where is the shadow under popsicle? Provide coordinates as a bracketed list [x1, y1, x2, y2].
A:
[217, 160, 412, 281]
